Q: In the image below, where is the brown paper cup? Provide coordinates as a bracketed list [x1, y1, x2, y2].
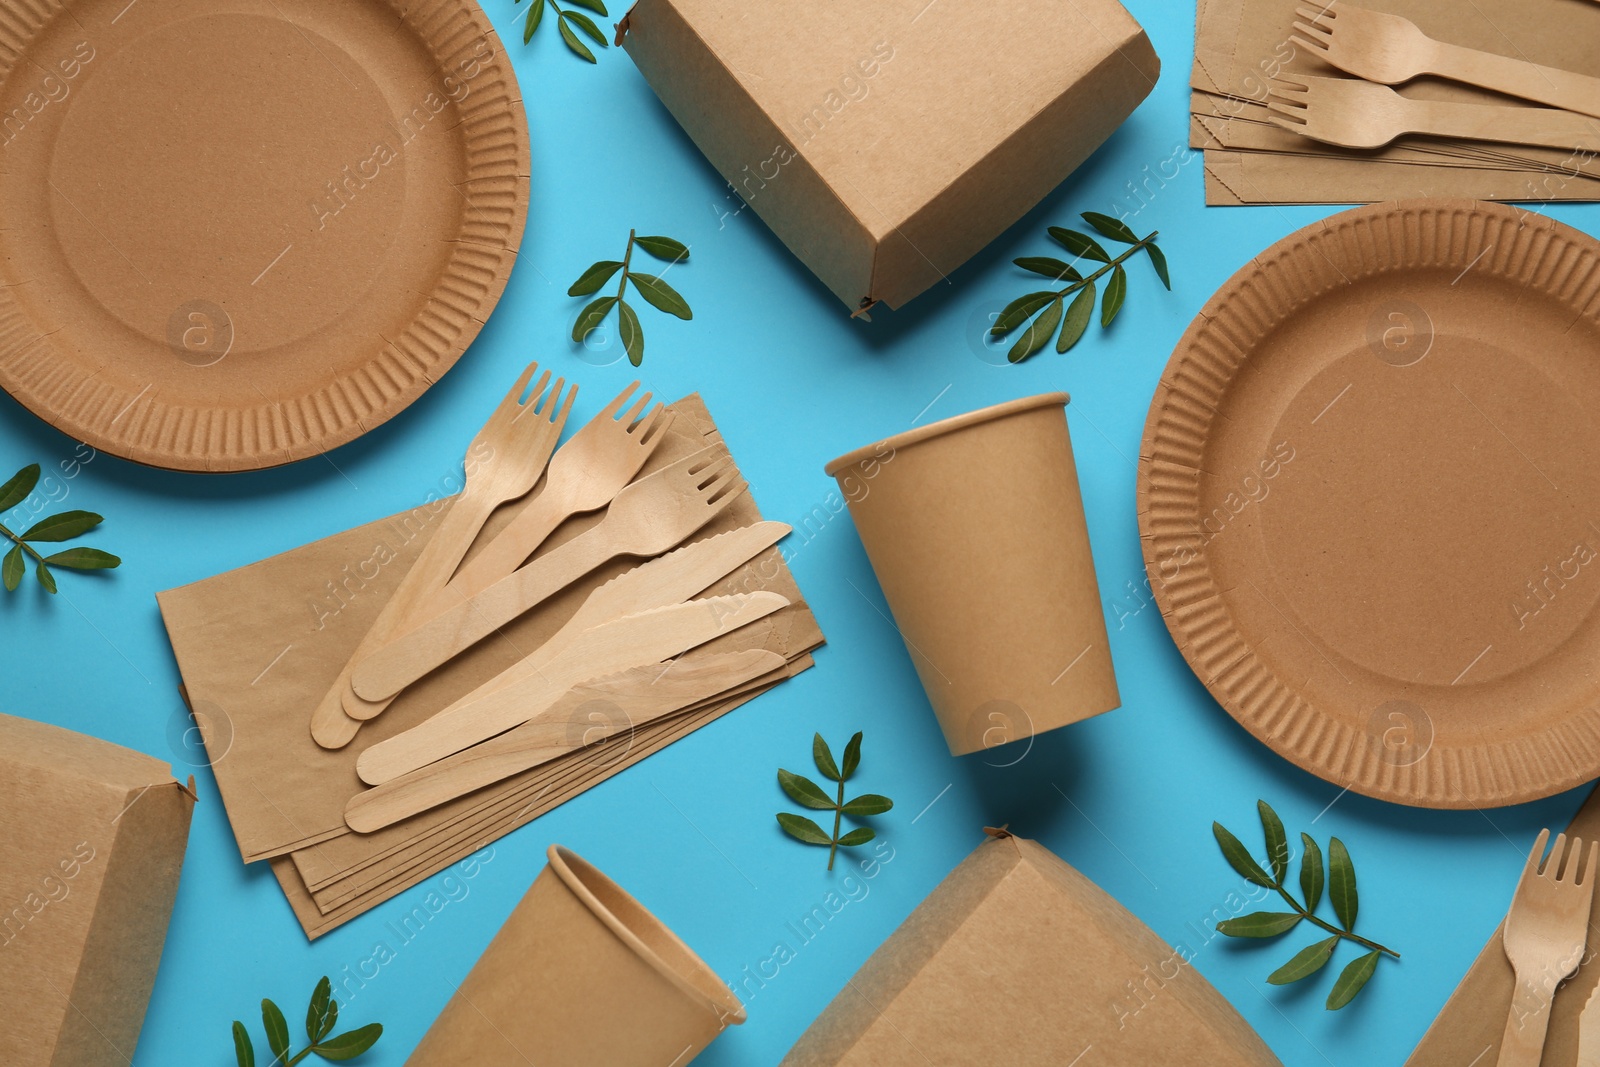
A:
[825, 393, 1119, 756]
[407, 845, 744, 1066]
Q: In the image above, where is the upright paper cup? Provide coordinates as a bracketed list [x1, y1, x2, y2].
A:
[407, 845, 744, 1066]
[825, 393, 1118, 756]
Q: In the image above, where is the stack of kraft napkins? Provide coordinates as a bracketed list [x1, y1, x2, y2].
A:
[1191, 0, 1600, 205]
[157, 396, 822, 938]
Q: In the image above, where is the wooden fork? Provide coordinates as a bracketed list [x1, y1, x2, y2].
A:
[309, 363, 575, 747]
[348, 445, 749, 701]
[1268, 75, 1600, 151]
[1292, 3, 1600, 120]
[1498, 829, 1598, 1067]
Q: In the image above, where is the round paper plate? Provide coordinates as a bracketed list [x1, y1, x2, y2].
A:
[1138, 199, 1600, 808]
[0, 0, 528, 471]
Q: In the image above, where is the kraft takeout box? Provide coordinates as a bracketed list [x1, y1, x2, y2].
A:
[825, 393, 1119, 756]
[0, 714, 195, 1067]
[407, 845, 743, 1066]
[781, 829, 1280, 1066]
[620, 0, 1158, 311]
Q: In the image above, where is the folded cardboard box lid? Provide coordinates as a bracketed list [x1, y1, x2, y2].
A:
[0, 714, 195, 1067]
[781, 830, 1280, 1066]
[620, 0, 1158, 311]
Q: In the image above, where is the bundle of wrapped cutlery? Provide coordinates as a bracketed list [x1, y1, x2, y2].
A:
[1190, 0, 1600, 204]
[156, 366, 823, 937]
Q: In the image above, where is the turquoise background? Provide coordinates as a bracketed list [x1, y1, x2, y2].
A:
[2, 0, 1595, 1063]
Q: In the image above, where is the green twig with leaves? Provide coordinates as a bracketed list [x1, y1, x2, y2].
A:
[991, 212, 1171, 364]
[777, 732, 893, 871]
[517, 0, 609, 62]
[1213, 800, 1399, 1010]
[231, 977, 382, 1067]
[0, 464, 120, 594]
[570, 229, 692, 366]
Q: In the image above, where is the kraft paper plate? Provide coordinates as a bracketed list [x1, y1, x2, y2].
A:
[0, 0, 528, 471]
[1139, 199, 1600, 808]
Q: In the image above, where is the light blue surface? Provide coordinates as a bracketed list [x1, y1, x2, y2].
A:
[3, 1, 1595, 1064]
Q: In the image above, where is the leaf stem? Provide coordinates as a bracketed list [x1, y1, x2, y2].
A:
[1051, 231, 1159, 298]
[0, 521, 43, 564]
[1271, 881, 1399, 958]
[615, 228, 636, 309]
[828, 776, 843, 872]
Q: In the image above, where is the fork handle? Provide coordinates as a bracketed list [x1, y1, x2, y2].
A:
[1409, 98, 1600, 152]
[1431, 40, 1600, 121]
[1498, 978, 1554, 1067]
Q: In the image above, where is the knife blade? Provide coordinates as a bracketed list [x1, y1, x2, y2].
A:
[351, 520, 791, 701]
[344, 649, 787, 833]
[355, 590, 789, 785]
[1580, 975, 1600, 1067]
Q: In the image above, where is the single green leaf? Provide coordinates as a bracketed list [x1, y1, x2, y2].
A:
[1329, 837, 1358, 930]
[841, 732, 863, 780]
[1258, 800, 1289, 886]
[990, 291, 1057, 337]
[1300, 833, 1324, 913]
[233, 1021, 256, 1067]
[557, 15, 597, 61]
[813, 733, 840, 782]
[1081, 211, 1140, 244]
[1325, 950, 1380, 1010]
[841, 793, 894, 816]
[568, 260, 623, 297]
[1048, 226, 1110, 263]
[20, 510, 102, 542]
[635, 236, 690, 263]
[0, 463, 39, 514]
[310, 1023, 383, 1060]
[778, 769, 836, 810]
[571, 296, 618, 343]
[837, 828, 876, 847]
[523, 0, 545, 43]
[1013, 256, 1081, 282]
[1267, 936, 1338, 985]
[1056, 283, 1096, 353]
[567, 0, 608, 13]
[1215, 911, 1302, 938]
[563, 8, 608, 47]
[307, 978, 332, 1044]
[321, 1001, 339, 1044]
[35, 560, 55, 594]
[1146, 242, 1172, 290]
[262, 999, 290, 1065]
[777, 812, 832, 846]
[2, 543, 22, 592]
[617, 300, 644, 368]
[1214, 822, 1275, 888]
[43, 548, 120, 571]
[629, 272, 693, 320]
[1101, 265, 1127, 328]
[1008, 296, 1063, 364]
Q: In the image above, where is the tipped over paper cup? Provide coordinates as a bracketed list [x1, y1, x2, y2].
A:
[825, 393, 1119, 756]
[406, 845, 744, 1066]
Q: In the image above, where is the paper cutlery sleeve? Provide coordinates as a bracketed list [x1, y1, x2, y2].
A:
[824, 393, 1119, 756]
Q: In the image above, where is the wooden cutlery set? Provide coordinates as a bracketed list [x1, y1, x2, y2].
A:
[157, 377, 823, 938]
[1191, 0, 1600, 204]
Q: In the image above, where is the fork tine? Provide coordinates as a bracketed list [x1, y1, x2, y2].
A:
[632, 403, 669, 439]
[1266, 99, 1309, 120]
[1548, 833, 1570, 878]
[551, 379, 578, 425]
[1271, 77, 1312, 98]
[1289, 32, 1330, 57]
[1526, 828, 1552, 876]
[1585, 840, 1598, 886]
[1292, 19, 1333, 42]
[1295, 3, 1334, 21]
[622, 390, 654, 425]
[1265, 113, 1308, 135]
[497, 361, 540, 412]
[514, 373, 558, 424]
[600, 381, 640, 418]
[692, 454, 737, 484]
[706, 475, 749, 508]
[1562, 836, 1587, 881]
[639, 407, 676, 448]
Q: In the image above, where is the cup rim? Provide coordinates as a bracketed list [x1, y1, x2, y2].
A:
[824, 391, 1070, 477]
[546, 845, 747, 1025]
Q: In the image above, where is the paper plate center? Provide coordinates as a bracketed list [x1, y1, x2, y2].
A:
[47, 12, 406, 356]
[1260, 333, 1600, 689]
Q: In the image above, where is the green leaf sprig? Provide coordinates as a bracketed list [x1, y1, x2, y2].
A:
[777, 732, 893, 871]
[232, 977, 382, 1067]
[991, 212, 1171, 364]
[0, 464, 121, 594]
[570, 229, 692, 366]
[1213, 800, 1399, 1010]
[517, 0, 609, 62]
